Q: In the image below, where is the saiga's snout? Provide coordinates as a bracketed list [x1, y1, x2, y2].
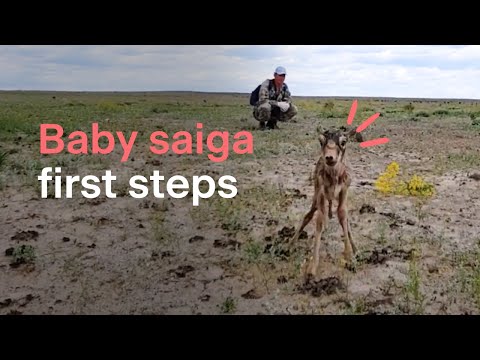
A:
[324, 142, 338, 166]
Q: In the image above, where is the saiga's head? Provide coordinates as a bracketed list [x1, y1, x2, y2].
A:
[318, 127, 356, 166]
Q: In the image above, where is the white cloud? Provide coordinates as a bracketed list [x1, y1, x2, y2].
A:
[0, 45, 478, 99]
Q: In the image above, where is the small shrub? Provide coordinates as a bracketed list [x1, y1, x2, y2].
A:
[403, 104, 414, 113]
[220, 296, 236, 314]
[0, 151, 8, 169]
[323, 101, 334, 111]
[403, 247, 425, 314]
[415, 111, 430, 117]
[12, 245, 36, 265]
[432, 109, 449, 116]
[471, 113, 480, 127]
[375, 162, 435, 197]
[243, 241, 263, 264]
[97, 101, 123, 112]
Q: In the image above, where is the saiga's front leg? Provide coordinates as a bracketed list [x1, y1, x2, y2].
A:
[337, 186, 356, 267]
[304, 192, 326, 281]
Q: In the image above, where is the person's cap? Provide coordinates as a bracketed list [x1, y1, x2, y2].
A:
[274, 66, 287, 75]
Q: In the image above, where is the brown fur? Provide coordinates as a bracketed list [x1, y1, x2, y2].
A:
[289, 127, 357, 280]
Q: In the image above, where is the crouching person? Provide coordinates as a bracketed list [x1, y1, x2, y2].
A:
[252, 66, 298, 130]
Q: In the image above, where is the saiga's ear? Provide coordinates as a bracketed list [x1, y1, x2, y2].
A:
[345, 127, 357, 139]
[318, 134, 326, 146]
[316, 124, 327, 145]
[344, 127, 365, 142]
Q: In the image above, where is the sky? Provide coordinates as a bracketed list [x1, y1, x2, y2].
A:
[0, 45, 479, 99]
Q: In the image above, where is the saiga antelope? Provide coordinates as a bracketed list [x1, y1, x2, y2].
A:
[290, 127, 357, 280]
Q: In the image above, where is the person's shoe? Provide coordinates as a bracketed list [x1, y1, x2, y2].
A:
[266, 120, 278, 130]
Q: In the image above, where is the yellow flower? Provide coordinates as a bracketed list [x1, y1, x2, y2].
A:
[374, 162, 435, 198]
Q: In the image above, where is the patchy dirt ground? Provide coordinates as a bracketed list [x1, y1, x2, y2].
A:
[1, 92, 480, 314]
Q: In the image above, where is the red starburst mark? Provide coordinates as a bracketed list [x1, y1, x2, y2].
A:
[347, 100, 390, 148]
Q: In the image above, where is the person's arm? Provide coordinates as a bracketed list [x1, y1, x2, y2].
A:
[259, 79, 278, 106]
[282, 84, 292, 104]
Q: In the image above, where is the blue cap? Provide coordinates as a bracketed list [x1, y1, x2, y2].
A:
[275, 66, 287, 75]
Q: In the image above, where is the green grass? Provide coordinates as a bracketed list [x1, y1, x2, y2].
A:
[0, 91, 250, 142]
[1, 91, 477, 195]
[453, 245, 480, 311]
[403, 248, 425, 314]
[435, 153, 480, 174]
[220, 296, 237, 314]
[2, 90, 480, 315]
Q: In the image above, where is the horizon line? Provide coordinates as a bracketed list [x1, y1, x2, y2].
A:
[0, 89, 479, 101]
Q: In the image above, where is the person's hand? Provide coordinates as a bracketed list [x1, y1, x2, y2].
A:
[277, 102, 290, 112]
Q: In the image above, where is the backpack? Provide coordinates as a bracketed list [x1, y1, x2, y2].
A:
[249, 80, 273, 106]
